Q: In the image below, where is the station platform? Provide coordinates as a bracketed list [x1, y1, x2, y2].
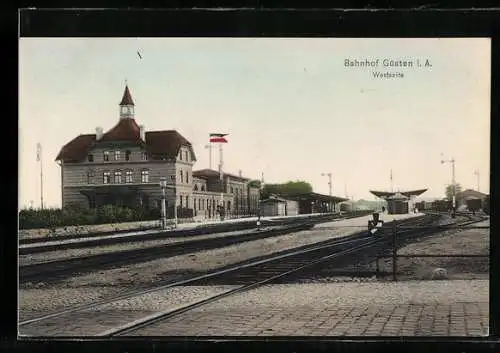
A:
[126, 279, 489, 337]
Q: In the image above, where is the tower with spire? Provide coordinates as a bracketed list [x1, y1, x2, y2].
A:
[119, 84, 135, 120]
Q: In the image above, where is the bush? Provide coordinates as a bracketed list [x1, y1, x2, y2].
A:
[18, 204, 161, 230]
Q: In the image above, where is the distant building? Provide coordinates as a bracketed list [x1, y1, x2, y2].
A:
[370, 189, 427, 214]
[456, 189, 488, 210]
[260, 195, 299, 217]
[55, 84, 260, 218]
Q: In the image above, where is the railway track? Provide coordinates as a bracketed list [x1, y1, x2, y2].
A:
[19, 214, 439, 336]
[21, 214, 368, 284]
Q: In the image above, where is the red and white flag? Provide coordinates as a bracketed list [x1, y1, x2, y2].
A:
[209, 133, 228, 143]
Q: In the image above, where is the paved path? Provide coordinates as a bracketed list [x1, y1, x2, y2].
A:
[128, 302, 488, 336]
[19, 280, 489, 337]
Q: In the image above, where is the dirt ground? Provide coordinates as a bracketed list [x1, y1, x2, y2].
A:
[376, 220, 490, 281]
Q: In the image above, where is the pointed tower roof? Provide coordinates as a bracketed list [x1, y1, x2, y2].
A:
[119, 85, 135, 106]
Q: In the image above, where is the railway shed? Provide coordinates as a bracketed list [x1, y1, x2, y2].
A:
[272, 192, 348, 214]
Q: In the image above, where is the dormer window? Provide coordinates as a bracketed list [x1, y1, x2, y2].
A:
[87, 154, 94, 162]
[103, 151, 110, 161]
[125, 150, 131, 161]
[115, 150, 121, 161]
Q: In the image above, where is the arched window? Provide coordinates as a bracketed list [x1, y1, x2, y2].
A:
[114, 170, 122, 183]
[194, 184, 198, 191]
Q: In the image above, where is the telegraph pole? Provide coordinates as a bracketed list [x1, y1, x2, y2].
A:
[321, 172, 333, 196]
[441, 155, 456, 216]
[37, 143, 44, 210]
[474, 170, 480, 192]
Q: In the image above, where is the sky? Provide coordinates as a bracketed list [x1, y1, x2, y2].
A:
[19, 38, 490, 208]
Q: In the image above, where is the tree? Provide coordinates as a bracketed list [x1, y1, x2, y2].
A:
[248, 180, 261, 189]
[261, 180, 313, 199]
[445, 183, 463, 203]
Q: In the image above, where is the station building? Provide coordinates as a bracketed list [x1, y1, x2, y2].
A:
[369, 189, 428, 214]
[55, 84, 260, 218]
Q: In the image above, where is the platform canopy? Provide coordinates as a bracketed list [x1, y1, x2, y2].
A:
[370, 189, 428, 199]
[283, 192, 349, 203]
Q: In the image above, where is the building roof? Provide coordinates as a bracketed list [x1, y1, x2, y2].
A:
[281, 192, 348, 203]
[119, 85, 135, 106]
[370, 189, 428, 199]
[100, 118, 142, 142]
[457, 189, 488, 199]
[192, 169, 250, 182]
[386, 192, 409, 200]
[56, 128, 196, 162]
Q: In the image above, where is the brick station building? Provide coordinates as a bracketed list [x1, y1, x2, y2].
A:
[55, 84, 260, 218]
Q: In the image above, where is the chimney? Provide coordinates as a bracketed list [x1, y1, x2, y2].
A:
[96, 127, 103, 140]
[139, 125, 145, 141]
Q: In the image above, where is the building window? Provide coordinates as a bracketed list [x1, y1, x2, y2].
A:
[185, 151, 189, 161]
[87, 169, 95, 184]
[125, 150, 131, 161]
[230, 187, 234, 193]
[180, 195, 183, 208]
[228, 200, 231, 211]
[141, 169, 149, 183]
[141, 152, 148, 161]
[180, 170, 184, 183]
[179, 150, 183, 161]
[194, 184, 198, 191]
[115, 150, 121, 161]
[201, 185, 205, 191]
[103, 151, 110, 161]
[114, 171, 122, 184]
[193, 198, 197, 211]
[125, 170, 133, 183]
[87, 154, 94, 162]
[89, 196, 96, 209]
[186, 172, 189, 184]
[103, 171, 111, 184]
[186, 195, 189, 208]
[199, 199, 202, 210]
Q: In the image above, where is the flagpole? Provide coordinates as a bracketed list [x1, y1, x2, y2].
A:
[219, 142, 224, 217]
[209, 143, 212, 170]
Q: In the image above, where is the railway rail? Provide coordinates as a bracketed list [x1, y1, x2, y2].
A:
[19, 213, 446, 336]
[19, 213, 360, 255]
[21, 213, 373, 284]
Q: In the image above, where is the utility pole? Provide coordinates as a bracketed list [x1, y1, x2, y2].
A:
[36, 143, 44, 210]
[474, 170, 480, 192]
[321, 172, 333, 196]
[390, 169, 393, 193]
[441, 155, 456, 217]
